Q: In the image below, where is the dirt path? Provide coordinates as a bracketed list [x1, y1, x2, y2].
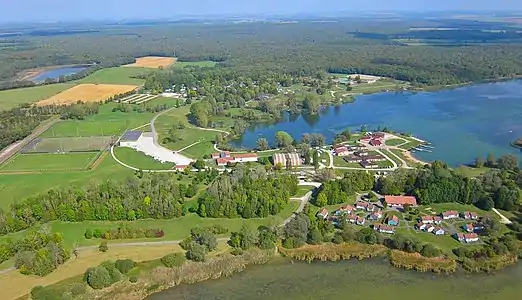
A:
[492, 208, 513, 224]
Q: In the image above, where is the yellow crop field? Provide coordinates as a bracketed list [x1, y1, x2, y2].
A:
[37, 84, 138, 106]
[124, 56, 177, 68]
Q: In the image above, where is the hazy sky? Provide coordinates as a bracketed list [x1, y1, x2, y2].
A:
[4, 0, 522, 22]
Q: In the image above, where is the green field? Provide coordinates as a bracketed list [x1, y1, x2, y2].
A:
[0, 152, 97, 172]
[173, 61, 217, 68]
[41, 103, 156, 138]
[382, 149, 403, 166]
[0, 83, 74, 110]
[114, 147, 175, 170]
[453, 166, 491, 178]
[0, 201, 299, 248]
[181, 140, 215, 159]
[385, 138, 406, 146]
[0, 154, 133, 209]
[76, 67, 149, 85]
[332, 155, 361, 168]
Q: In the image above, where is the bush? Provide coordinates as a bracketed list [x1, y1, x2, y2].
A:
[185, 243, 207, 262]
[84, 229, 93, 239]
[332, 233, 344, 244]
[231, 248, 244, 256]
[70, 283, 86, 296]
[30, 286, 63, 300]
[115, 259, 137, 274]
[84, 266, 112, 289]
[99, 241, 108, 252]
[161, 253, 186, 268]
[101, 261, 123, 284]
[129, 276, 138, 283]
[93, 229, 103, 238]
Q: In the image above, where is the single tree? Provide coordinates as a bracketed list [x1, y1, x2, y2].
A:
[474, 155, 485, 168]
[256, 138, 269, 151]
[486, 152, 495, 167]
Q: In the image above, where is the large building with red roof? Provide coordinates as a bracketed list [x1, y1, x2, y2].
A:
[384, 195, 418, 209]
[214, 152, 258, 166]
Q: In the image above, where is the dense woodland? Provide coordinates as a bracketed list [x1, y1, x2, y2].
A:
[3, 19, 522, 87]
[197, 166, 298, 218]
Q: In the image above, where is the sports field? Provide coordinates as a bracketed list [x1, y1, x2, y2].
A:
[37, 84, 138, 106]
[123, 56, 177, 68]
[21, 136, 113, 153]
[0, 152, 97, 172]
[0, 83, 74, 110]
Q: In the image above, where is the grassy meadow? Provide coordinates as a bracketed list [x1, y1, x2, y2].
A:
[113, 147, 176, 170]
[0, 83, 74, 110]
[172, 61, 217, 68]
[75, 67, 149, 85]
[0, 152, 97, 172]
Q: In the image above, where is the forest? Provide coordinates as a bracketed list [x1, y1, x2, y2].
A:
[197, 166, 298, 218]
[2, 18, 522, 87]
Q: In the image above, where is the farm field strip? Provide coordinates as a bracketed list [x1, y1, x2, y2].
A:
[37, 84, 138, 106]
[123, 56, 177, 68]
[135, 95, 158, 104]
[121, 94, 149, 103]
[20, 136, 113, 153]
[119, 94, 142, 102]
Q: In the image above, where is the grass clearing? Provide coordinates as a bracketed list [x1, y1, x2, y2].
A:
[114, 147, 175, 170]
[382, 149, 402, 166]
[180, 140, 215, 159]
[385, 138, 406, 146]
[0, 83, 74, 110]
[0, 245, 183, 300]
[453, 166, 491, 178]
[172, 61, 217, 68]
[37, 84, 138, 106]
[0, 152, 97, 172]
[76, 67, 149, 85]
[333, 155, 361, 168]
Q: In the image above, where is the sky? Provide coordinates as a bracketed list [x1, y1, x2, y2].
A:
[3, 0, 522, 23]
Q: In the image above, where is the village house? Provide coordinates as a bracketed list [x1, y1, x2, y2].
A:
[355, 201, 375, 212]
[420, 215, 442, 224]
[174, 165, 189, 172]
[364, 155, 386, 162]
[344, 156, 363, 163]
[336, 205, 354, 215]
[355, 151, 369, 157]
[463, 223, 484, 233]
[433, 227, 445, 235]
[441, 210, 459, 220]
[334, 146, 351, 156]
[369, 139, 383, 147]
[317, 208, 329, 219]
[214, 152, 259, 166]
[456, 233, 479, 243]
[368, 209, 383, 220]
[384, 195, 418, 209]
[374, 224, 395, 234]
[425, 224, 435, 233]
[415, 222, 427, 231]
[462, 211, 479, 220]
[387, 215, 400, 226]
[347, 214, 358, 224]
[232, 153, 259, 163]
[360, 160, 378, 169]
[356, 216, 366, 226]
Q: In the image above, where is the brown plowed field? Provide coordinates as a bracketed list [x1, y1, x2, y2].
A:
[123, 56, 177, 68]
[37, 84, 138, 106]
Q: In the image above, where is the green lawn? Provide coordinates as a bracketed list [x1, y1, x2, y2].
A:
[382, 149, 402, 166]
[76, 67, 149, 85]
[113, 147, 176, 170]
[333, 155, 361, 168]
[41, 103, 156, 138]
[0, 152, 97, 172]
[293, 186, 315, 198]
[0, 154, 133, 209]
[0, 201, 299, 248]
[0, 83, 74, 110]
[385, 138, 406, 146]
[181, 140, 215, 159]
[453, 166, 491, 178]
[172, 61, 217, 68]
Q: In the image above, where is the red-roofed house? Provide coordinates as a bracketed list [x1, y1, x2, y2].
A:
[216, 157, 234, 166]
[212, 151, 231, 159]
[174, 165, 189, 171]
[338, 205, 354, 215]
[425, 224, 435, 233]
[347, 214, 358, 223]
[387, 215, 400, 226]
[441, 211, 459, 220]
[420, 216, 442, 224]
[334, 146, 350, 156]
[415, 222, 427, 231]
[356, 216, 366, 226]
[374, 224, 395, 234]
[317, 208, 329, 219]
[463, 224, 474, 233]
[369, 139, 383, 147]
[384, 195, 417, 209]
[464, 233, 479, 243]
[433, 227, 445, 235]
[462, 211, 479, 220]
[233, 153, 259, 163]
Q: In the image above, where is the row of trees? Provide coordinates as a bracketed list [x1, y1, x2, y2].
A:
[197, 166, 298, 218]
[0, 173, 190, 235]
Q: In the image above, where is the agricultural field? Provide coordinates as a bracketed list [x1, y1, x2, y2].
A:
[20, 136, 113, 153]
[113, 147, 176, 170]
[0, 152, 98, 172]
[123, 56, 177, 68]
[76, 67, 149, 85]
[0, 83, 74, 110]
[118, 93, 158, 104]
[37, 84, 138, 106]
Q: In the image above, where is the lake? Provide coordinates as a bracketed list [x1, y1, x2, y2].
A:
[231, 80, 522, 166]
[32, 66, 89, 82]
[147, 258, 522, 300]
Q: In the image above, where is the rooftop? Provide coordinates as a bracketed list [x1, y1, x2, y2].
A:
[385, 195, 417, 206]
[121, 130, 142, 141]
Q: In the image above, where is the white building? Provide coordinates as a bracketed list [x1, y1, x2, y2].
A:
[119, 131, 143, 147]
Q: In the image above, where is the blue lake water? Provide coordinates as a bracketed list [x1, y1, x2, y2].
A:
[231, 80, 522, 166]
[32, 66, 88, 82]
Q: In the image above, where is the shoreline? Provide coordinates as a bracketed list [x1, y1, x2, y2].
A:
[14, 64, 93, 81]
